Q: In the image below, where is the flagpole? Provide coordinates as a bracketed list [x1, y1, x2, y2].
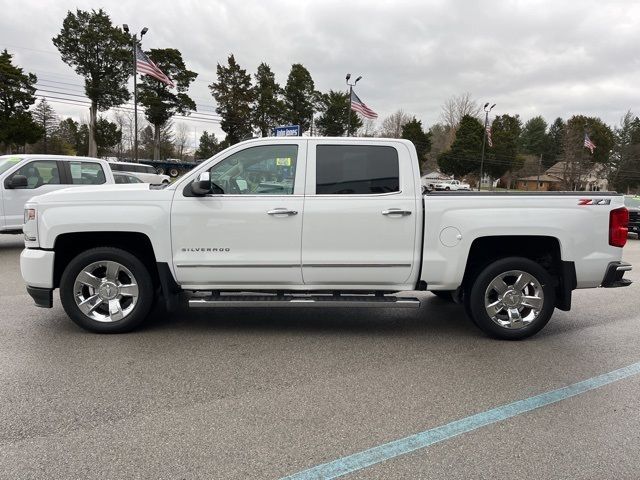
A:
[347, 84, 352, 137]
[124, 25, 147, 162]
[133, 34, 138, 162]
[478, 102, 495, 191]
[345, 74, 361, 137]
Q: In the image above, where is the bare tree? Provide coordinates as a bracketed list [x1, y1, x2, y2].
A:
[174, 122, 191, 160]
[440, 93, 482, 129]
[357, 118, 378, 137]
[379, 109, 412, 138]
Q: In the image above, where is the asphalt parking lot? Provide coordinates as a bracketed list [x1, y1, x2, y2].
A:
[1, 234, 639, 479]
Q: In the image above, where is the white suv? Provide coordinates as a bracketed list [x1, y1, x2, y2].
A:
[108, 161, 170, 184]
[0, 154, 115, 233]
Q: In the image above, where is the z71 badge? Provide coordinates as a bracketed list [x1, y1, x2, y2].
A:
[578, 198, 611, 206]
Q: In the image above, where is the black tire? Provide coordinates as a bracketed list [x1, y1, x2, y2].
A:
[467, 257, 556, 340]
[60, 247, 155, 333]
[431, 290, 455, 302]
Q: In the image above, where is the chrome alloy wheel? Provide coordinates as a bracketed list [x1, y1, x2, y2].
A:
[484, 270, 544, 329]
[73, 261, 139, 322]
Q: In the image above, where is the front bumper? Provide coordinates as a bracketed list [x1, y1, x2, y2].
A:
[20, 248, 54, 288]
[601, 261, 633, 288]
[21, 248, 55, 308]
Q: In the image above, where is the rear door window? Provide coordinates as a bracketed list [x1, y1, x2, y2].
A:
[315, 145, 399, 194]
[69, 162, 106, 185]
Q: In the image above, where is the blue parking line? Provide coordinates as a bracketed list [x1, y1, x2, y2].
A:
[281, 361, 640, 480]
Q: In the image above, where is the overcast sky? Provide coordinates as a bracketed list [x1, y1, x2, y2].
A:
[2, 0, 639, 146]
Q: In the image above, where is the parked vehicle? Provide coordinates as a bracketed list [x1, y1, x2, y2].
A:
[108, 161, 170, 184]
[0, 154, 115, 233]
[20, 138, 632, 339]
[433, 179, 470, 191]
[113, 172, 144, 184]
[625, 195, 640, 237]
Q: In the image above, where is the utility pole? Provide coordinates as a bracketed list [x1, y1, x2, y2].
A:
[123, 24, 147, 162]
[537, 153, 542, 190]
[345, 73, 361, 137]
[478, 102, 496, 191]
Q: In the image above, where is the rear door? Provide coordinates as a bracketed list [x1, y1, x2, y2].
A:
[301, 141, 419, 287]
[62, 160, 109, 186]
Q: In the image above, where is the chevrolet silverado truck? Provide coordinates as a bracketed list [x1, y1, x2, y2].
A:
[20, 138, 632, 339]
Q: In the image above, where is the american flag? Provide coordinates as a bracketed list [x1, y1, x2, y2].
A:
[584, 133, 596, 154]
[350, 90, 378, 119]
[486, 124, 493, 147]
[136, 45, 174, 88]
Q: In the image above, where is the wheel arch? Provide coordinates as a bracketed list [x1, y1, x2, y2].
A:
[52, 231, 160, 290]
[461, 235, 576, 311]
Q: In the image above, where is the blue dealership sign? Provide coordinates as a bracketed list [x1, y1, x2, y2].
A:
[273, 125, 301, 137]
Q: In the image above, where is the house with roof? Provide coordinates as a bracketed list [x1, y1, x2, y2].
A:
[516, 161, 608, 191]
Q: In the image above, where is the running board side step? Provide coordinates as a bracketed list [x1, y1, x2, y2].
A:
[188, 294, 421, 308]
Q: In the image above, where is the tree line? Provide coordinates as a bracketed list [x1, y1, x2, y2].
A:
[1, 8, 639, 192]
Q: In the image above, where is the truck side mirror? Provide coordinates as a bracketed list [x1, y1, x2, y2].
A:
[7, 174, 28, 189]
[191, 171, 212, 196]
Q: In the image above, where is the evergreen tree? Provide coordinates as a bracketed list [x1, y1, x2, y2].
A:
[210, 54, 254, 145]
[0, 49, 41, 153]
[57, 118, 81, 154]
[609, 111, 640, 192]
[283, 63, 315, 133]
[437, 114, 484, 178]
[485, 114, 522, 179]
[138, 48, 197, 160]
[519, 116, 548, 157]
[139, 122, 174, 159]
[560, 115, 614, 190]
[53, 9, 131, 157]
[194, 131, 221, 160]
[315, 90, 362, 136]
[544, 117, 565, 168]
[401, 117, 431, 163]
[31, 98, 58, 153]
[77, 117, 122, 157]
[252, 63, 283, 137]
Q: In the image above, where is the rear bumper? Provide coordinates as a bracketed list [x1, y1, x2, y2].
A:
[26, 286, 53, 308]
[601, 261, 633, 288]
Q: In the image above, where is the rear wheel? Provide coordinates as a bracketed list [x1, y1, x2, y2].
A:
[60, 247, 154, 333]
[467, 257, 556, 340]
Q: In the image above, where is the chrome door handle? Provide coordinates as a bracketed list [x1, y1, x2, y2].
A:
[267, 208, 298, 216]
[382, 209, 412, 216]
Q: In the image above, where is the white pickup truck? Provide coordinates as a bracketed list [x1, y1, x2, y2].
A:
[433, 179, 471, 191]
[20, 138, 632, 339]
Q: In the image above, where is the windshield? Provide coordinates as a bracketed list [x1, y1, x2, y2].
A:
[0, 157, 23, 176]
[625, 196, 640, 208]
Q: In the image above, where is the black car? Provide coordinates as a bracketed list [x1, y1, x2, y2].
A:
[625, 196, 640, 237]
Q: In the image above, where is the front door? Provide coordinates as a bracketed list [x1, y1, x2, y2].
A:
[171, 141, 306, 288]
[2, 159, 63, 229]
[301, 141, 420, 287]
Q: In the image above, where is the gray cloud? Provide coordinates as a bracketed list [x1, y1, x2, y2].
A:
[2, 0, 639, 141]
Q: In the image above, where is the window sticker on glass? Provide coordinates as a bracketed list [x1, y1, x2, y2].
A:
[276, 157, 292, 166]
[70, 163, 82, 178]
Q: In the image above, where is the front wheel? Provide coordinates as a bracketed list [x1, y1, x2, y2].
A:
[467, 257, 556, 340]
[60, 247, 155, 333]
